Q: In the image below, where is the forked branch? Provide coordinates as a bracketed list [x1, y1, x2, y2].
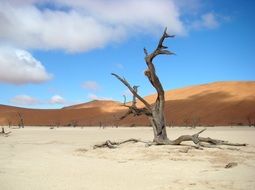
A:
[144, 27, 175, 101]
[121, 85, 152, 120]
[169, 129, 246, 147]
[112, 73, 151, 110]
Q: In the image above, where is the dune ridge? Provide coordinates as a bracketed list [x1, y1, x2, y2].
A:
[0, 81, 254, 126]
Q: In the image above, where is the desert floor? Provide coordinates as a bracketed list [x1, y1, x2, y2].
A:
[0, 127, 255, 190]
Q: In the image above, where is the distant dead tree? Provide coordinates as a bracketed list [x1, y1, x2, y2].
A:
[183, 116, 190, 127]
[17, 112, 24, 128]
[54, 120, 60, 128]
[168, 120, 174, 128]
[190, 116, 201, 128]
[246, 115, 255, 127]
[70, 120, 79, 127]
[94, 28, 246, 149]
[7, 118, 12, 128]
[113, 114, 119, 128]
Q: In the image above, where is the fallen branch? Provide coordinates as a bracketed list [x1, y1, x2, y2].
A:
[93, 128, 246, 149]
[93, 138, 150, 149]
[225, 162, 238, 168]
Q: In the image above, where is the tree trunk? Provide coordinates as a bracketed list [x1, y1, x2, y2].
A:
[143, 28, 174, 143]
[150, 100, 168, 143]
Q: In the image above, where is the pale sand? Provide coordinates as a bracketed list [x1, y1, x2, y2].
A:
[0, 127, 255, 190]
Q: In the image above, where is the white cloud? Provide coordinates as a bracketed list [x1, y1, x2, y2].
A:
[49, 95, 66, 104]
[0, 46, 52, 85]
[0, 0, 185, 52]
[10, 95, 39, 106]
[9, 94, 68, 107]
[173, 0, 203, 14]
[0, 1, 224, 54]
[202, 13, 220, 29]
[191, 13, 220, 30]
[82, 81, 101, 92]
[88, 93, 99, 100]
[87, 93, 112, 101]
[116, 63, 124, 69]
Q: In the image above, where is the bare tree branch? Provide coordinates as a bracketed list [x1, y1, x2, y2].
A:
[144, 27, 175, 99]
[123, 95, 127, 105]
[93, 138, 150, 149]
[111, 73, 151, 110]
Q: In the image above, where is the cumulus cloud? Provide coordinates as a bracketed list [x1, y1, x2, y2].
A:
[9, 94, 67, 107]
[10, 95, 39, 106]
[0, 0, 185, 52]
[201, 13, 220, 29]
[0, 46, 52, 85]
[191, 13, 220, 30]
[87, 93, 112, 101]
[82, 81, 101, 92]
[49, 95, 66, 104]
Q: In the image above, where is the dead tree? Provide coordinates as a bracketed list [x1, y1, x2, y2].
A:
[7, 118, 12, 128]
[246, 115, 255, 127]
[94, 28, 246, 149]
[69, 120, 79, 127]
[17, 112, 24, 128]
[190, 116, 201, 128]
[112, 28, 175, 144]
[183, 116, 190, 127]
[54, 121, 60, 128]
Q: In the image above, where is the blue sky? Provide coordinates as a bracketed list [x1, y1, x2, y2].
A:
[0, 0, 254, 109]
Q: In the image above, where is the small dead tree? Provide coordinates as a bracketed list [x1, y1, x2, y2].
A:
[70, 120, 79, 127]
[94, 28, 246, 149]
[183, 116, 190, 127]
[168, 120, 174, 128]
[54, 121, 60, 128]
[190, 116, 201, 128]
[246, 115, 255, 127]
[6, 118, 12, 128]
[17, 112, 24, 128]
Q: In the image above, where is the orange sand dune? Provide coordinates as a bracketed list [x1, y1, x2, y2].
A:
[0, 81, 255, 126]
[63, 100, 125, 113]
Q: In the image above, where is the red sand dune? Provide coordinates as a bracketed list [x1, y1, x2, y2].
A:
[63, 100, 124, 113]
[0, 81, 255, 126]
